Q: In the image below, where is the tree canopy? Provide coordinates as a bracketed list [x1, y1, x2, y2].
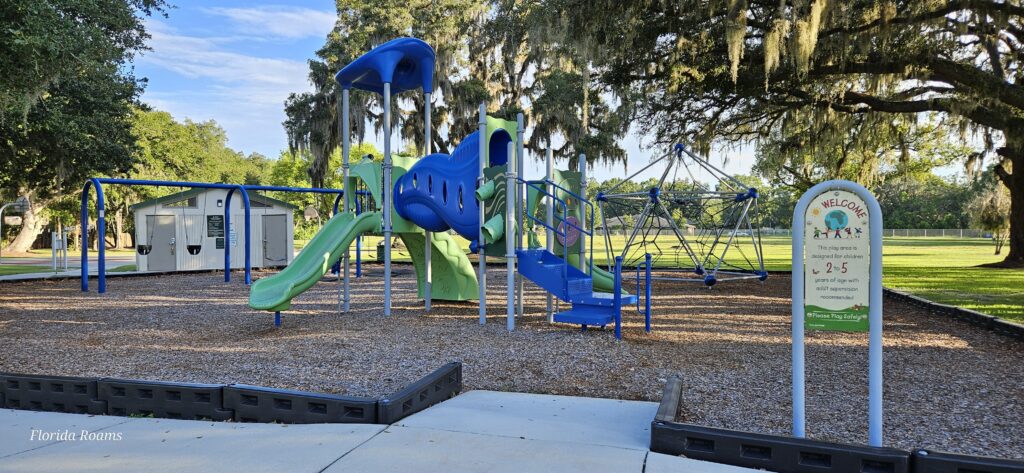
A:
[284, 0, 633, 190]
[0, 0, 166, 252]
[547, 0, 1024, 265]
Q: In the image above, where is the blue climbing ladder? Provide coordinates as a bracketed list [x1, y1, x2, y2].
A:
[517, 179, 639, 339]
[516, 248, 637, 326]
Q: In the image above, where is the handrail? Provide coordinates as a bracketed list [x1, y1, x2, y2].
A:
[524, 179, 594, 237]
[520, 177, 596, 280]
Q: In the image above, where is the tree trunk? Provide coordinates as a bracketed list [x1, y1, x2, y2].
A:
[999, 139, 1024, 265]
[113, 205, 125, 249]
[3, 190, 48, 254]
[89, 217, 99, 251]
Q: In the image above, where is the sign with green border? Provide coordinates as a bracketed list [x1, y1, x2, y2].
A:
[803, 190, 871, 332]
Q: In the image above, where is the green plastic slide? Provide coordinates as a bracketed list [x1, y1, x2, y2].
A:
[565, 253, 623, 294]
[400, 232, 479, 301]
[249, 211, 381, 312]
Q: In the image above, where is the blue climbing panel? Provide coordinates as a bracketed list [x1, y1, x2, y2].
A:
[516, 248, 636, 328]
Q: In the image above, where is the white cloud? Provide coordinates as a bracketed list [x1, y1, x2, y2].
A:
[141, 23, 310, 88]
[135, 18, 321, 156]
[203, 5, 336, 40]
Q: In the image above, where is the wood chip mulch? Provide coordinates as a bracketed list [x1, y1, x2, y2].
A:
[0, 265, 1020, 458]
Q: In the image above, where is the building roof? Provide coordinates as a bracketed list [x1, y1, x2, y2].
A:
[129, 188, 297, 211]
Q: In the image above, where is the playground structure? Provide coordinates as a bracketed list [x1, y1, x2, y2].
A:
[77, 38, 771, 339]
[597, 144, 768, 287]
[248, 37, 650, 338]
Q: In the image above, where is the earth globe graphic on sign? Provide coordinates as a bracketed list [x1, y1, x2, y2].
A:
[823, 210, 848, 230]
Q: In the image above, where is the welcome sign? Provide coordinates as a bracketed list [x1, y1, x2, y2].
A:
[792, 180, 884, 446]
[803, 190, 871, 331]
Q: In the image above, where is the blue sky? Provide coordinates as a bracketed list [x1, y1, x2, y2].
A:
[135, 0, 336, 159]
[135, 0, 758, 183]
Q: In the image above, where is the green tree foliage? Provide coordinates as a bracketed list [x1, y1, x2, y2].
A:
[875, 174, 972, 229]
[969, 171, 1012, 255]
[0, 0, 166, 252]
[70, 108, 270, 249]
[550, 0, 1024, 264]
[132, 109, 268, 186]
[268, 143, 379, 239]
[285, 0, 632, 188]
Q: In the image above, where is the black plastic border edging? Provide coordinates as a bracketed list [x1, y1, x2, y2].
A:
[0, 362, 461, 426]
[761, 270, 1023, 343]
[652, 377, 1024, 473]
[883, 288, 1024, 342]
[1, 373, 107, 414]
[223, 384, 377, 424]
[378, 362, 463, 424]
[98, 378, 234, 421]
[652, 378, 910, 473]
[912, 449, 1024, 473]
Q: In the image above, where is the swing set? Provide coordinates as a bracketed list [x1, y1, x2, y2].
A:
[81, 178, 350, 294]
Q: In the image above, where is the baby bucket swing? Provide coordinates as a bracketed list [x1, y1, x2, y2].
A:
[181, 191, 206, 256]
[136, 216, 154, 255]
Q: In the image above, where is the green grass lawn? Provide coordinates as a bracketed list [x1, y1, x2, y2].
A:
[25, 248, 137, 257]
[109, 264, 137, 272]
[306, 233, 1024, 323]
[749, 236, 1023, 322]
[0, 264, 52, 276]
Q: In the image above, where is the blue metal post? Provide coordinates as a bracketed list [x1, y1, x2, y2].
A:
[80, 181, 93, 292]
[645, 253, 652, 333]
[97, 182, 106, 293]
[614, 256, 623, 340]
[224, 187, 252, 284]
[80, 178, 106, 293]
[274, 311, 281, 327]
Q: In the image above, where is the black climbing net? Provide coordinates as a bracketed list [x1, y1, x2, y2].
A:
[596, 147, 767, 285]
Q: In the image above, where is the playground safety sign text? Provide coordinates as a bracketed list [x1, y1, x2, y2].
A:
[802, 190, 871, 331]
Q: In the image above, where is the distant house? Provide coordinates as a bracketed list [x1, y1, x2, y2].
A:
[130, 189, 296, 272]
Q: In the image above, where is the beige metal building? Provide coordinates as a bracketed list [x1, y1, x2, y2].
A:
[131, 189, 296, 272]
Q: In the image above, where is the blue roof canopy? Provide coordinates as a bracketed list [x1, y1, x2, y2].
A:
[335, 37, 435, 95]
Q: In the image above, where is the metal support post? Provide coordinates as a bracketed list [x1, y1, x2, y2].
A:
[383, 83, 393, 316]
[424, 92, 433, 312]
[478, 103, 487, 325]
[545, 147, 554, 322]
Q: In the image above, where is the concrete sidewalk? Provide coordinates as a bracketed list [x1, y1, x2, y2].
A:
[0, 254, 135, 282]
[0, 391, 754, 472]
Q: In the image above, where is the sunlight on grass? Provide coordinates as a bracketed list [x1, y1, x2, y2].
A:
[0, 265, 52, 276]
[310, 233, 1023, 322]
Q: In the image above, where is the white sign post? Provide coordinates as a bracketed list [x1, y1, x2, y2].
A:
[792, 180, 884, 447]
